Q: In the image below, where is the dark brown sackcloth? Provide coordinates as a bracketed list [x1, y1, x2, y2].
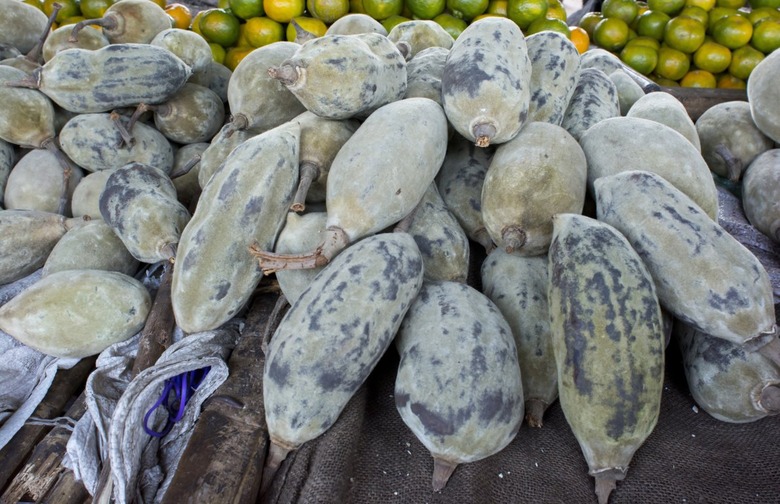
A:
[261, 185, 780, 504]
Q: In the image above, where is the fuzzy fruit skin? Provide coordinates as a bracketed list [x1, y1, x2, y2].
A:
[0, 0, 48, 54]
[59, 113, 174, 174]
[172, 122, 300, 334]
[561, 67, 620, 142]
[608, 70, 644, 117]
[481, 122, 587, 256]
[99, 0, 172, 45]
[404, 46, 448, 105]
[387, 20, 454, 59]
[274, 212, 328, 304]
[548, 214, 665, 488]
[153, 83, 225, 144]
[394, 281, 524, 466]
[3, 149, 84, 215]
[0, 269, 150, 358]
[0, 139, 13, 207]
[71, 169, 116, 219]
[325, 13, 388, 36]
[264, 232, 423, 449]
[747, 49, 780, 144]
[581, 116, 719, 220]
[481, 249, 557, 426]
[742, 149, 780, 243]
[595, 170, 775, 349]
[441, 17, 531, 147]
[325, 97, 448, 242]
[676, 319, 780, 424]
[627, 92, 701, 152]
[0, 66, 56, 149]
[197, 123, 261, 189]
[526, 31, 581, 126]
[150, 28, 212, 74]
[43, 220, 139, 277]
[42, 25, 110, 64]
[38, 44, 191, 114]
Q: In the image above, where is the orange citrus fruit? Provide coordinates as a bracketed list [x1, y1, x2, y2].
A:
[527, 16, 570, 35]
[286, 16, 327, 40]
[569, 25, 590, 53]
[664, 15, 706, 52]
[635, 10, 670, 40]
[684, 0, 714, 9]
[601, 0, 640, 24]
[545, 0, 566, 20]
[593, 16, 631, 50]
[578, 11, 604, 37]
[363, 0, 403, 19]
[433, 11, 467, 37]
[446, 0, 489, 20]
[264, 0, 305, 22]
[693, 38, 732, 72]
[715, 0, 744, 8]
[728, 43, 764, 78]
[44, 0, 81, 23]
[486, 0, 508, 15]
[243, 16, 284, 46]
[621, 42, 659, 73]
[706, 6, 737, 32]
[712, 13, 753, 48]
[751, 17, 780, 54]
[80, 0, 114, 18]
[230, 0, 265, 19]
[405, 0, 446, 18]
[655, 44, 690, 79]
[627, 34, 661, 48]
[716, 72, 746, 88]
[677, 6, 707, 26]
[647, 0, 684, 16]
[224, 46, 253, 70]
[309, 0, 350, 22]
[199, 8, 241, 47]
[381, 14, 411, 30]
[680, 68, 716, 86]
[164, 3, 192, 28]
[209, 42, 226, 64]
[749, 0, 780, 7]
[507, 0, 548, 29]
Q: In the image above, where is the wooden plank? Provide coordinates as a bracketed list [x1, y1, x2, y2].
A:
[0, 356, 95, 493]
[161, 289, 286, 504]
[38, 470, 92, 504]
[655, 87, 748, 122]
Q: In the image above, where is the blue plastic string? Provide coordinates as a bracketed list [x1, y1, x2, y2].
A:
[143, 366, 211, 438]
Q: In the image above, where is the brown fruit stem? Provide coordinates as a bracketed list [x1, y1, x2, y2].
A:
[123, 103, 157, 141]
[42, 138, 73, 216]
[502, 226, 526, 254]
[169, 154, 201, 179]
[473, 123, 496, 148]
[714, 143, 743, 182]
[25, 3, 60, 64]
[431, 457, 458, 492]
[230, 113, 249, 133]
[109, 110, 135, 148]
[248, 226, 350, 275]
[69, 16, 115, 43]
[395, 40, 412, 61]
[472, 227, 495, 254]
[757, 332, 780, 369]
[267, 64, 299, 87]
[2, 74, 39, 89]
[594, 475, 617, 504]
[159, 242, 177, 263]
[290, 162, 320, 213]
[759, 384, 780, 413]
[290, 18, 317, 44]
[524, 399, 548, 428]
[259, 439, 294, 497]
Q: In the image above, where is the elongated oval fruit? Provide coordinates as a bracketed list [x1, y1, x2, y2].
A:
[676, 319, 780, 424]
[34, 44, 191, 114]
[99, 162, 190, 263]
[150, 28, 212, 73]
[526, 30, 581, 126]
[274, 212, 328, 304]
[405, 183, 470, 283]
[268, 33, 407, 120]
[395, 280, 523, 491]
[609, 69, 644, 116]
[481, 249, 556, 427]
[387, 19, 454, 59]
[262, 232, 424, 491]
[0, 209, 85, 285]
[579, 47, 623, 75]
[197, 122, 261, 189]
[560, 67, 620, 142]
[42, 220, 139, 277]
[404, 46, 448, 104]
[435, 133, 494, 252]
[71, 168, 116, 219]
[482, 122, 587, 256]
[227, 41, 306, 133]
[58, 112, 174, 173]
[251, 97, 448, 272]
[0, 269, 150, 358]
[594, 170, 775, 351]
[4, 148, 83, 215]
[747, 48, 780, 144]
[548, 213, 665, 504]
[442, 17, 530, 147]
[173, 122, 300, 333]
[0, 139, 14, 207]
[0, 66, 57, 149]
[0, 0, 48, 54]
[188, 59, 231, 103]
[581, 116, 719, 219]
[627, 91, 700, 152]
[325, 13, 387, 36]
[152, 83, 225, 144]
[42, 24, 110, 63]
[742, 149, 780, 243]
[70, 0, 172, 45]
[171, 142, 209, 208]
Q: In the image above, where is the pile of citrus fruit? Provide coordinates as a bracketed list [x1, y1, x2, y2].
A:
[580, 0, 780, 88]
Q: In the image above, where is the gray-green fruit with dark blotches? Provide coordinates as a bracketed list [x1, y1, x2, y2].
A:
[548, 213, 665, 504]
[0, 44, 21, 60]
[395, 280, 523, 491]
[594, 170, 775, 350]
[676, 319, 780, 424]
[435, 133, 494, 252]
[608, 69, 644, 116]
[579, 47, 622, 75]
[188, 59, 231, 103]
[0, 269, 150, 358]
[42, 220, 139, 277]
[387, 20, 453, 60]
[151, 83, 225, 144]
[150, 28, 212, 73]
[405, 183, 470, 283]
[581, 116, 719, 219]
[481, 249, 556, 428]
[747, 48, 780, 144]
[442, 17, 530, 147]
[289, 111, 359, 210]
[197, 122, 262, 189]
[71, 168, 116, 218]
[0, 0, 48, 54]
[1, 139, 17, 208]
[324, 13, 387, 36]
[561, 67, 620, 142]
[627, 91, 700, 152]
[59, 112, 174, 174]
[252, 98, 448, 273]
[34, 44, 190, 114]
[482, 122, 587, 256]
[171, 142, 208, 207]
[3, 148, 84, 215]
[70, 0, 172, 45]
[268, 33, 407, 120]
[404, 46, 448, 105]
[274, 211, 328, 304]
[695, 101, 773, 182]
[262, 232, 424, 490]
[99, 162, 190, 263]
[741, 149, 780, 243]
[526, 30, 581, 126]
[0, 66, 56, 149]
[42, 24, 109, 63]
[0, 209, 85, 285]
[173, 122, 300, 333]
[226, 41, 306, 133]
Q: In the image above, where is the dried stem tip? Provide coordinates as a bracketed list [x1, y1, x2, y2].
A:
[473, 123, 497, 148]
[432, 457, 459, 492]
[259, 440, 294, 497]
[249, 226, 350, 275]
[502, 226, 526, 254]
[267, 64, 299, 87]
[524, 399, 548, 428]
[760, 384, 780, 413]
[594, 475, 617, 504]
